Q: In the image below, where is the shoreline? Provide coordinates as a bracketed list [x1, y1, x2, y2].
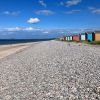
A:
[0, 42, 36, 59]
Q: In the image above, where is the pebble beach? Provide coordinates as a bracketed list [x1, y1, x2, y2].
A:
[0, 40, 100, 100]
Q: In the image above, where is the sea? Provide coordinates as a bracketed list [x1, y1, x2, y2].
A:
[0, 39, 54, 45]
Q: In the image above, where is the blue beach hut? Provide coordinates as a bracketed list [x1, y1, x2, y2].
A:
[87, 32, 95, 42]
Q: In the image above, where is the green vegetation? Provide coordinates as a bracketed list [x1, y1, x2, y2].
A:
[58, 39, 100, 45]
[88, 41, 100, 45]
[79, 41, 100, 45]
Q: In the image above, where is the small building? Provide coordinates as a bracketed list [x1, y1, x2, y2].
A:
[80, 33, 87, 41]
[94, 31, 100, 41]
[72, 35, 80, 41]
[67, 36, 70, 41]
[69, 36, 73, 40]
[87, 32, 95, 42]
[66, 36, 68, 41]
[65, 36, 72, 41]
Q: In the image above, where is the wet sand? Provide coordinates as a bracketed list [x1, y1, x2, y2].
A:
[0, 43, 35, 59]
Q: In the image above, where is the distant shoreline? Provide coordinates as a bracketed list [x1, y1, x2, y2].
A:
[0, 39, 55, 45]
[0, 42, 38, 59]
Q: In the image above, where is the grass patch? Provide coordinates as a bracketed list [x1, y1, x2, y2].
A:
[66, 40, 100, 45]
[88, 41, 100, 45]
[56, 39, 100, 45]
[67, 40, 80, 43]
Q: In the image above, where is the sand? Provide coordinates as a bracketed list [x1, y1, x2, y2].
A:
[0, 43, 35, 59]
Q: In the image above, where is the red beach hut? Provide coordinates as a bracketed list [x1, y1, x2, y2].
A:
[72, 35, 80, 41]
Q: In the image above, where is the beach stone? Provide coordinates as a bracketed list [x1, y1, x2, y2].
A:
[0, 40, 100, 100]
[4, 95, 11, 100]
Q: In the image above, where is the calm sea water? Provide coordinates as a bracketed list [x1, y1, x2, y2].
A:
[0, 39, 54, 45]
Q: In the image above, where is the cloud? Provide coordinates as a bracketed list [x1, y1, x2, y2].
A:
[24, 27, 35, 31]
[66, 0, 82, 7]
[3, 27, 41, 32]
[42, 31, 49, 34]
[5, 27, 21, 32]
[27, 18, 40, 24]
[39, 0, 47, 7]
[92, 9, 100, 14]
[88, 7, 95, 10]
[24, 27, 41, 31]
[64, 10, 81, 14]
[88, 7, 100, 14]
[1, 27, 100, 39]
[35, 10, 54, 15]
[3, 11, 20, 16]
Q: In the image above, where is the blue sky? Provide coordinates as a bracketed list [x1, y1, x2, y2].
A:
[0, 0, 100, 39]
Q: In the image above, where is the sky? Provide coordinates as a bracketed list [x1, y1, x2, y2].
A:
[0, 0, 100, 39]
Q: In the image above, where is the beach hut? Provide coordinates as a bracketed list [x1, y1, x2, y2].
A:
[67, 36, 70, 41]
[66, 36, 68, 41]
[94, 31, 100, 41]
[87, 32, 95, 42]
[80, 33, 87, 41]
[72, 35, 80, 41]
[69, 36, 73, 41]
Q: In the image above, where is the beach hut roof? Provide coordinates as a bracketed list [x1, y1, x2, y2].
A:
[81, 32, 86, 34]
[73, 34, 80, 36]
[80, 32, 87, 35]
[66, 35, 71, 37]
[86, 31, 94, 33]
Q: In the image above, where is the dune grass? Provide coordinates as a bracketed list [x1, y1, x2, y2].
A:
[88, 41, 100, 45]
[58, 39, 100, 45]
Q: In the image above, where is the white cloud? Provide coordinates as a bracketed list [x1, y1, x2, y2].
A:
[24, 27, 34, 31]
[27, 18, 40, 24]
[24, 27, 41, 31]
[88, 7, 100, 14]
[5, 27, 21, 32]
[35, 10, 54, 15]
[66, 0, 82, 7]
[39, 0, 47, 7]
[64, 10, 81, 14]
[88, 7, 95, 10]
[3, 11, 20, 16]
[3, 27, 41, 32]
[92, 9, 100, 14]
[43, 31, 49, 33]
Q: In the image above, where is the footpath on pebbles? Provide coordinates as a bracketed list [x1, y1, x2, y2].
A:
[0, 40, 100, 100]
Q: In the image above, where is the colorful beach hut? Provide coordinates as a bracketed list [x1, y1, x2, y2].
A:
[67, 36, 70, 41]
[80, 33, 87, 41]
[94, 31, 100, 41]
[65, 37, 67, 41]
[69, 36, 73, 40]
[72, 35, 80, 41]
[87, 32, 95, 42]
